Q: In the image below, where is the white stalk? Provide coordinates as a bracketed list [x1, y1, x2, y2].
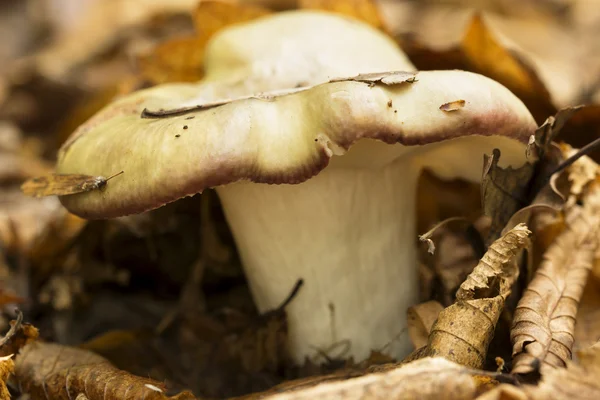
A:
[216, 157, 421, 364]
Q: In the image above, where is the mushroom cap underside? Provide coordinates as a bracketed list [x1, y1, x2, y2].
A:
[57, 70, 536, 219]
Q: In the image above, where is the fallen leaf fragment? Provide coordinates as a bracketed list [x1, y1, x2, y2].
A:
[407, 301, 444, 349]
[0, 355, 13, 400]
[15, 342, 196, 400]
[139, 0, 272, 85]
[33, 0, 197, 80]
[511, 184, 600, 374]
[426, 224, 531, 369]
[440, 99, 466, 111]
[401, 13, 556, 123]
[559, 142, 600, 198]
[20, 171, 123, 197]
[239, 357, 499, 400]
[0, 312, 39, 358]
[192, 0, 271, 38]
[330, 71, 416, 85]
[480, 343, 600, 400]
[298, 0, 386, 30]
[481, 149, 535, 243]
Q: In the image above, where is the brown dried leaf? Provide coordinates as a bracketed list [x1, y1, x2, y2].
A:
[0, 312, 39, 358]
[192, 0, 271, 38]
[33, 0, 197, 80]
[481, 149, 535, 243]
[139, 1, 272, 85]
[401, 13, 557, 123]
[426, 224, 531, 369]
[574, 273, 600, 352]
[511, 184, 600, 374]
[480, 343, 600, 400]
[137, 37, 207, 85]
[15, 342, 196, 400]
[21, 171, 123, 197]
[461, 14, 554, 119]
[559, 143, 600, 197]
[330, 71, 416, 85]
[298, 0, 385, 30]
[439, 100, 466, 112]
[0, 355, 13, 400]
[407, 301, 444, 349]
[238, 357, 499, 400]
[556, 105, 600, 163]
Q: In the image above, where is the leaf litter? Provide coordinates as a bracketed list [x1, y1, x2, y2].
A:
[3, 0, 600, 399]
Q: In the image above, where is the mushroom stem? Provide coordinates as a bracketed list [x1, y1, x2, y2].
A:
[216, 157, 420, 363]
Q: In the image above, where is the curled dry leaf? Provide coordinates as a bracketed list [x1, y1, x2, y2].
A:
[555, 105, 600, 163]
[240, 357, 500, 400]
[439, 99, 466, 112]
[401, 13, 556, 124]
[298, 0, 385, 30]
[481, 149, 535, 243]
[139, 0, 271, 85]
[425, 224, 531, 369]
[407, 301, 444, 349]
[511, 184, 600, 374]
[0, 355, 13, 400]
[21, 171, 124, 197]
[34, 0, 197, 80]
[559, 143, 600, 198]
[0, 312, 39, 358]
[15, 342, 196, 400]
[480, 343, 600, 400]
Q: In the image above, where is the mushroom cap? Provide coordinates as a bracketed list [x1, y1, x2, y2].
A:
[57, 70, 536, 219]
[201, 10, 414, 92]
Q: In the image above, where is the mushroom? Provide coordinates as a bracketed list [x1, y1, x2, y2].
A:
[54, 11, 537, 363]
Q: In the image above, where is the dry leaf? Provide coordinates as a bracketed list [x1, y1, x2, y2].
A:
[0, 312, 39, 359]
[15, 342, 196, 400]
[135, 37, 206, 85]
[480, 343, 600, 400]
[407, 301, 444, 349]
[298, 0, 385, 30]
[401, 13, 557, 123]
[238, 357, 500, 400]
[439, 100, 466, 112]
[574, 273, 600, 352]
[33, 0, 197, 80]
[0, 355, 13, 400]
[555, 105, 600, 163]
[21, 171, 123, 197]
[511, 184, 600, 374]
[330, 71, 416, 85]
[192, 0, 271, 38]
[481, 150, 535, 244]
[139, 0, 272, 85]
[425, 224, 531, 369]
[559, 143, 600, 197]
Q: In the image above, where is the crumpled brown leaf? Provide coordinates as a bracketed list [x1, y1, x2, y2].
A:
[480, 343, 600, 400]
[139, 0, 387, 85]
[511, 183, 600, 374]
[401, 13, 556, 124]
[0, 355, 13, 400]
[482, 150, 535, 244]
[139, 0, 271, 85]
[33, 0, 197, 81]
[418, 224, 531, 369]
[298, 0, 385, 30]
[15, 342, 196, 400]
[407, 301, 444, 349]
[555, 105, 600, 163]
[239, 357, 500, 400]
